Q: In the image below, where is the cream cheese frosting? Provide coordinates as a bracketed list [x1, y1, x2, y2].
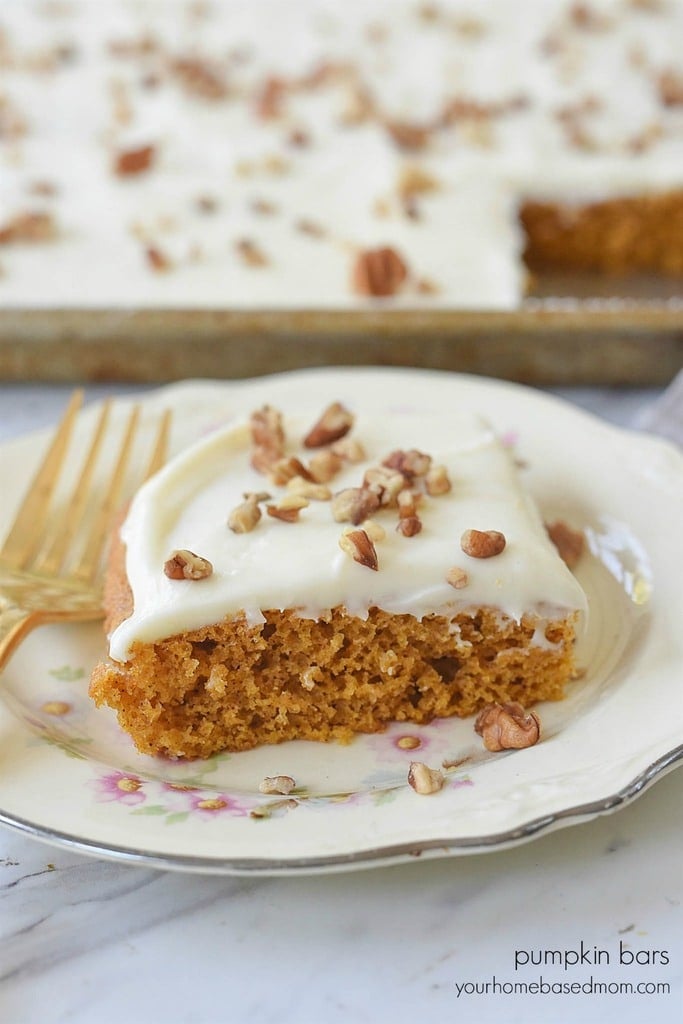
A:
[108, 405, 587, 662]
[1, 0, 682, 310]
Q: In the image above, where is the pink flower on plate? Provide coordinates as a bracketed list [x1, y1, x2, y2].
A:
[92, 771, 146, 806]
[365, 721, 455, 763]
[188, 793, 249, 818]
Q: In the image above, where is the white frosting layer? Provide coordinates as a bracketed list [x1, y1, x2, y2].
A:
[109, 406, 587, 662]
[1, 0, 682, 310]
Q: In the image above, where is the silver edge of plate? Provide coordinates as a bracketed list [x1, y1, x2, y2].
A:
[1, 744, 681, 877]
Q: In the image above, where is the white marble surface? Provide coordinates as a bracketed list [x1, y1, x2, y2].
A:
[1, 382, 681, 1024]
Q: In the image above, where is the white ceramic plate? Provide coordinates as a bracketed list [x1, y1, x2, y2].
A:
[1, 369, 682, 875]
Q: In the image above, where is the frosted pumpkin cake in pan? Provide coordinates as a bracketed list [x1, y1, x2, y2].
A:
[1, 0, 682, 312]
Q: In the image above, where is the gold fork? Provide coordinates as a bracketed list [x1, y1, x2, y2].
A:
[0, 391, 171, 671]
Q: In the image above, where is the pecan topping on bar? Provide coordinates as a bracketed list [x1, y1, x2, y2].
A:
[474, 701, 541, 752]
[286, 477, 332, 501]
[397, 516, 422, 538]
[382, 448, 432, 479]
[294, 217, 326, 239]
[657, 68, 683, 107]
[446, 566, 469, 589]
[250, 197, 278, 216]
[396, 490, 422, 536]
[303, 402, 355, 448]
[363, 466, 406, 507]
[339, 528, 379, 570]
[228, 495, 262, 533]
[163, 549, 213, 580]
[287, 128, 311, 148]
[352, 246, 409, 297]
[255, 76, 287, 119]
[114, 143, 156, 176]
[385, 120, 430, 150]
[145, 245, 172, 272]
[460, 529, 506, 558]
[268, 456, 315, 486]
[250, 405, 285, 473]
[170, 56, 229, 100]
[425, 464, 452, 496]
[331, 437, 367, 463]
[0, 211, 56, 245]
[235, 237, 269, 266]
[308, 450, 343, 483]
[407, 761, 444, 794]
[361, 519, 386, 542]
[331, 487, 381, 525]
[258, 775, 296, 796]
[546, 520, 585, 569]
[397, 164, 440, 201]
[267, 494, 309, 522]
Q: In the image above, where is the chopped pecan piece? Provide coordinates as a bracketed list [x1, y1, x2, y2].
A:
[286, 477, 331, 500]
[407, 761, 444, 794]
[397, 489, 421, 518]
[195, 194, 218, 214]
[386, 120, 430, 150]
[397, 516, 422, 537]
[228, 496, 262, 533]
[331, 438, 367, 463]
[397, 164, 440, 201]
[0, 211, 56, 245]
[460, 529, 506, 558]
[255, 76, 287, 119]
[303, 402, 355, 448]
[170, 57, 228, 100]
[294, 217, 326, 239]
[163, 549, 213, 580]
[425, 464, 451, 496]
[338, 84, 375, 125]
[268, 456, 314, 486]
[546, 520, 585, 569]
[446, 566, 468, 589]
[331, 487, 381, 525]
[361, 519, 386, 542]
[267, 495, 309, 522]
[287, 128, 310, 148]
[474, 702, 541, 752]
[145, 245, 172, 272]
[250, 405, 285, 473]
[352, 246, 409, 297]
[250, 197, 277, 215]
[235, 237, 269, 266]
[363, 466, 406, 507]
[339, 528, 379, 570]
[382, 448, 432, 479]
[308, 450, 343, 483]
[258, 775, 296, 796]
[658, 69, 683, 106]
[114, 143, 156, 176]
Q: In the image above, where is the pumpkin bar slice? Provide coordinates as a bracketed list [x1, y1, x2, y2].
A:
[90, 402, 586, 758]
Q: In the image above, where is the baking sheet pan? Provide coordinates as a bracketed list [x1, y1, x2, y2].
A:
[1, 276, 681, 386]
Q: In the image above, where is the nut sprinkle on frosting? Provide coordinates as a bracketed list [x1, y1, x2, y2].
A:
[107, 396, 587, 665]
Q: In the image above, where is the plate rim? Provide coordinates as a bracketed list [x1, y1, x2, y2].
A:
[1, 745, 681, 876]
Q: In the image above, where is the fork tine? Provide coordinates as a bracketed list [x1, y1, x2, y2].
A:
[73, 405, 141, 582]
[34, 400, 113, 576]
[0, 389, 84, 570]
[144, 408, 172, 481]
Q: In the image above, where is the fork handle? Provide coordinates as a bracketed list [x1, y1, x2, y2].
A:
[0, 598, 38, 674]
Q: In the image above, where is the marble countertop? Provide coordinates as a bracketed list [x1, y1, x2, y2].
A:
[1, 382, 681, 1024]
